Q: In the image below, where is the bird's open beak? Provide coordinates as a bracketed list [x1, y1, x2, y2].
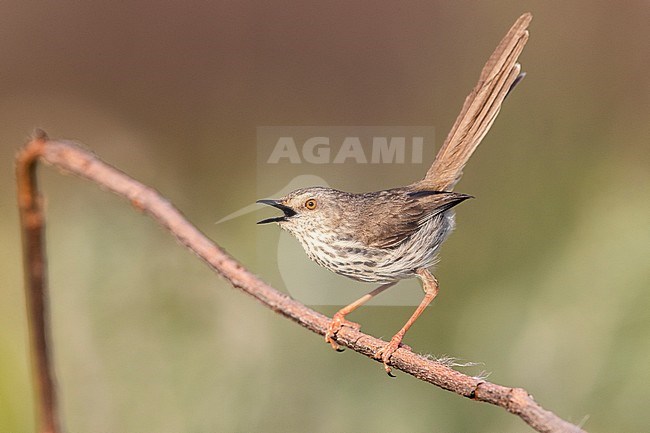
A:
[256, 199, 297, 224]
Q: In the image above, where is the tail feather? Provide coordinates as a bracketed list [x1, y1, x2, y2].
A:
[420, 13, 532, 191]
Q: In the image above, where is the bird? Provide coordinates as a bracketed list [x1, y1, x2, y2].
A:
[257, 13, 531, 374]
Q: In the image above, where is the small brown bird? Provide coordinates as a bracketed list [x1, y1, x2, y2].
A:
[258, 13, 531, 374]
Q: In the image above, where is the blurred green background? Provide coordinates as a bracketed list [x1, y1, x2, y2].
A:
[1, 2, 649, 432]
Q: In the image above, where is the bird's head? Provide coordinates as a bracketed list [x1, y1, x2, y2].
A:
[257, 186, 347, 236]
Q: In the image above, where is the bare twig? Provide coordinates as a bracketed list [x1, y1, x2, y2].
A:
[16, 133, 587, 433]
[16, 131, 60, 433]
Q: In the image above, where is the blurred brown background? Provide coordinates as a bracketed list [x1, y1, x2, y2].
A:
[1, 2, 649, 432]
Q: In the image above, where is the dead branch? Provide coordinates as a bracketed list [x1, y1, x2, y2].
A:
[16, 132, 587, 433]
[16, 130, 60, 433]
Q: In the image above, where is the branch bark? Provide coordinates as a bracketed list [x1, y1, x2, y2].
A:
[16, 132, 588, 433]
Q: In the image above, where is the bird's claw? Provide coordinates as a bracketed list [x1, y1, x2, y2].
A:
[325, 313, 360, 351]
[374, 335, 405, 376]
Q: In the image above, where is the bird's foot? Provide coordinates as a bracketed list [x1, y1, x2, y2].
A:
[374, 334, 407, 376]
[325, 312, 360, 351]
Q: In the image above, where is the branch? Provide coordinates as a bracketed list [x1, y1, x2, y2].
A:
[16, 131, 60, 433]
[16, 132, 588, 433]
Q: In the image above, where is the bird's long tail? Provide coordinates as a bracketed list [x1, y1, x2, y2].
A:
[419, 13, 531, 191]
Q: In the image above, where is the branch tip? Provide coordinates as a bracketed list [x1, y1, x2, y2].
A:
[32, 128, 49, 142]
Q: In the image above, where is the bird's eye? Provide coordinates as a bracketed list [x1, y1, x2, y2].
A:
[304, 199, 317, 210]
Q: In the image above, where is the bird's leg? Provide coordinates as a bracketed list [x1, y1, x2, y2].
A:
[325, 282, 396, 351]
[375, 269, 439, 375]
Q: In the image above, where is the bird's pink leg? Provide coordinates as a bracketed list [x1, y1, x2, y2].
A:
[375, 269, 439, 375]
[325, 282, 396, 350]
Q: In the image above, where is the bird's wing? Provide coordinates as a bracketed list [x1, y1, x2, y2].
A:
[361, 191, 470, 249]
